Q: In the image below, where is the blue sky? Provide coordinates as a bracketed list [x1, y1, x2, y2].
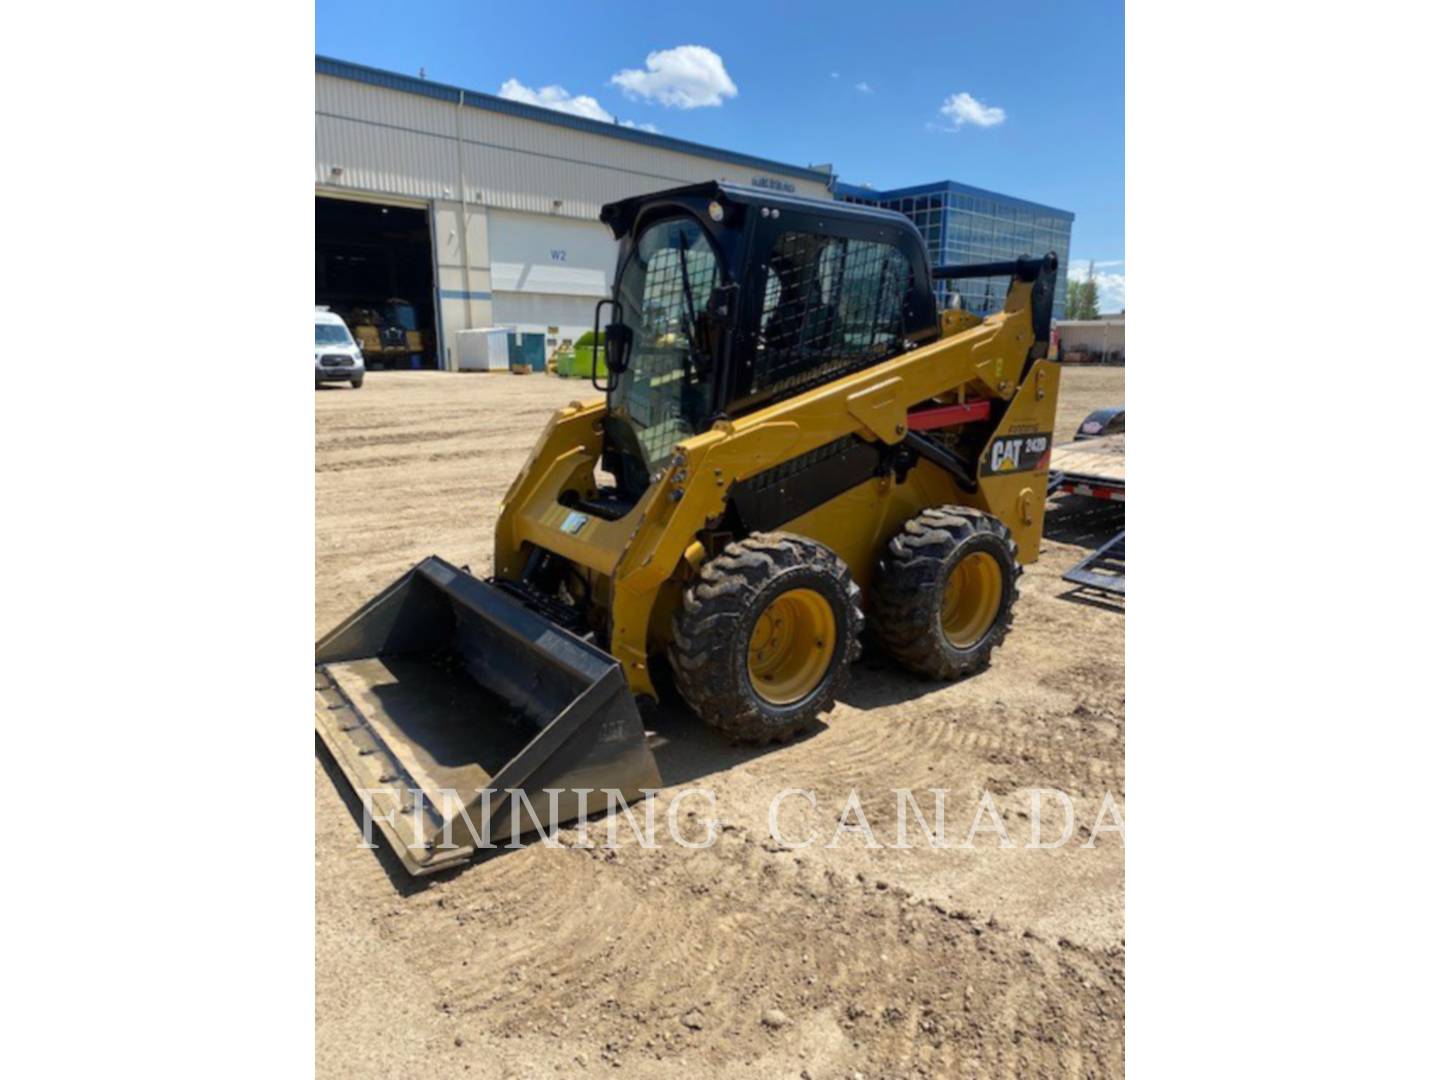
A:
[316, 0, 1124, 306]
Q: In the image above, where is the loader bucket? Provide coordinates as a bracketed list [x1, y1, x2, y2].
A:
[315, 556, 661, 875]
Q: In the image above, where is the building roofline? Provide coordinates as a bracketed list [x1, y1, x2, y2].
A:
[316, 56, 833, 185]
[835, 179, 1074, 220]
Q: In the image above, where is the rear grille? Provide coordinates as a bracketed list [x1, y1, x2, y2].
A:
[320, 354, 352, 367]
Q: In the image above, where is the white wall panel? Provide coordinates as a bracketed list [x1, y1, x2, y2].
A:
[431, 201, 489, 273]
[491, 292, 601, 345]
[487, 211, 614, 298]
[435, 266, 492, 294]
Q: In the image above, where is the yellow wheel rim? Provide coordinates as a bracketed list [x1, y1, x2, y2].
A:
[747, 588, 837, 705]
[941, 551, 1004, 648]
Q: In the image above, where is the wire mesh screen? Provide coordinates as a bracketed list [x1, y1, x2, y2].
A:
[614, 218, 719, 469]
[753, 231, 912, 396]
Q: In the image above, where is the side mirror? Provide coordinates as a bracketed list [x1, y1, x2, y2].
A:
[604, 322, 633, 375]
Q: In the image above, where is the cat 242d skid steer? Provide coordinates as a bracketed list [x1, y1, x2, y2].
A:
[316, 181, 1061, 873]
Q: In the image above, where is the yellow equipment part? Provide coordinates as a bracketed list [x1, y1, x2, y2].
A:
[317, 180, 1062, 875]
[495, 276, 1059, 701]
[942, 552, 1005, 648]
[746, 588, 837, 705]
[352, 324, 382, 353]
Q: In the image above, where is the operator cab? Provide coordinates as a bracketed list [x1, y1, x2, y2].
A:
[594, 182, 939, 500]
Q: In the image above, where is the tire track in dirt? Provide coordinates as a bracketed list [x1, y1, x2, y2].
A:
[316, 447, 526, 473]
[382, 816, 1124, 1075]
[790, 691, 1123, 805]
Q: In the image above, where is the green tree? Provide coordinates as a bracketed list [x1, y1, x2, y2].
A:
[1066, 261, 1101, 320]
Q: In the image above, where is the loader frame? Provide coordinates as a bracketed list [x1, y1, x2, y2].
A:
[495, 189, 1061, 701]
[316, 182, 1064, 875]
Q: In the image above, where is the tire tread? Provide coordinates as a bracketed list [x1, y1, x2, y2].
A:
[669, 533, 862, 744]
[871, 506, 1020, 680]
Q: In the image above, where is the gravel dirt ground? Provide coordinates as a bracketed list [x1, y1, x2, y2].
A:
[315, 365, 1126, 1078]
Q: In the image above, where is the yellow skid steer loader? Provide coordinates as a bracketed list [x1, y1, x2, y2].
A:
[316, 182, 1061, 874]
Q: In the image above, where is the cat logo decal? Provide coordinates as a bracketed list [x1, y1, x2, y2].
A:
[982, 433, 1052, 477]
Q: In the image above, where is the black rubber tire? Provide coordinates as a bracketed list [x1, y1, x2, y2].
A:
[350, 375, 364, 388]
[870, 506, 1020, 680]
[669, 533, 863, 744]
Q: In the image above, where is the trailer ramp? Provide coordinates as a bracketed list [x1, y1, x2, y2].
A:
[1061, 531, 1126, 597]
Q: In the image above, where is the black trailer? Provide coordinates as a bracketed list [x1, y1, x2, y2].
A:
[1048, 408, 1125, 598]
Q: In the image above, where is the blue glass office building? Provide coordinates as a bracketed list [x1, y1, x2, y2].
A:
[836, 181, 1074, 321]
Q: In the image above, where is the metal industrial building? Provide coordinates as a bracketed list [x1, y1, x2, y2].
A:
[315, 56, 835, 371]
[315, 57, 1076, 372]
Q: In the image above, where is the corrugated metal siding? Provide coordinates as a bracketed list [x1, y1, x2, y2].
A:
[317, 56, 830, 182]
[316, 117, 454, 200]
[316, 75, 454, 138]
[316, 73, 833, 215]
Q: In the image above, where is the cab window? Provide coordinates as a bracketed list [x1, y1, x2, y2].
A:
[753, 231, 911, 395]
[612, 216, 722, 470]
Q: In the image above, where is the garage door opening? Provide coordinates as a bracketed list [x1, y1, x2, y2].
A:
[315, 196, 438, 369]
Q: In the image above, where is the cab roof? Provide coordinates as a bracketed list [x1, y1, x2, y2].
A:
[599, 181, 914, 239]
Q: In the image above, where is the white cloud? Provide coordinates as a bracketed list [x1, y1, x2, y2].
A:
[498, 78, 613, 122]
[937, 91, 1005, 129]
[498, 77, 659, 132]
[855, 81, 873, 93]
[1068, 261, 1126, 310]
[830, 71, 840, 79]
[610, 45, 738, 108]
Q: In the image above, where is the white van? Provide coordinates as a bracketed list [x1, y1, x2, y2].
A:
[315, 308, 365, 389]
